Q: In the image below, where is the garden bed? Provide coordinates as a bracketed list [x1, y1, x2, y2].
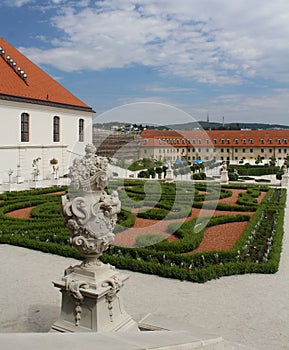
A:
[0, 183, 285, 283]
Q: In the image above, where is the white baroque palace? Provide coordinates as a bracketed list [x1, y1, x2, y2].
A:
[0, 37, 94, 183]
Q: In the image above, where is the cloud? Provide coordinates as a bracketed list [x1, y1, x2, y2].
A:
[3, 0, 35, 6]
[17, 0, 289, 85]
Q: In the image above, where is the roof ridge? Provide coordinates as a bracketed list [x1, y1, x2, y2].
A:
[0, 37, 93, 112]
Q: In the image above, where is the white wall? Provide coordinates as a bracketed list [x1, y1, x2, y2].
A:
[0, 99, 93, 182]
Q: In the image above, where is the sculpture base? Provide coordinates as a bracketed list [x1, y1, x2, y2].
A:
[51, 263, 139, 333]
[220, 170, 229, 184]
[281, 174, 288, 187]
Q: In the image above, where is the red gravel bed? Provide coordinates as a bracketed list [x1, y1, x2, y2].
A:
[5, 206, 36, 219]
[191, 221, 249, 253]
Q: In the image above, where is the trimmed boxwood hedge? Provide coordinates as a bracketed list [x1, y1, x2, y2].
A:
[0, 184, 285, 283]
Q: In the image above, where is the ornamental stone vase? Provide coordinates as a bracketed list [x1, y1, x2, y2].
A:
[51, 144, 138, 333]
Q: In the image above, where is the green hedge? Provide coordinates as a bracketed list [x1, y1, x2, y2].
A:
[0, 184, 285, 283]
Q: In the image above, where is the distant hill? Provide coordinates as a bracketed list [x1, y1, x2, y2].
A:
[164, 121, 289, 130]
[93, 121, 289, 131]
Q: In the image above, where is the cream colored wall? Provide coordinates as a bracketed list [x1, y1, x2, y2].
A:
[0, 99, 93, 182]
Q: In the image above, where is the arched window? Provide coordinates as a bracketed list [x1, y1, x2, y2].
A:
[53, 116, 60, 142]
[21, 112, 29, 142]
[79, 119, 84, 142]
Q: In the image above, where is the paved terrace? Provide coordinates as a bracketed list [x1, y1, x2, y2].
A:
[0, 187, 288, 349]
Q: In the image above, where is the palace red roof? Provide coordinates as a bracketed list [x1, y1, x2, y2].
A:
[141, 129, 289, 147]
[0, 37, 93, 112]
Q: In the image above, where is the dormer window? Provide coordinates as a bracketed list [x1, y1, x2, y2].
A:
[249, 138, 253, 144]
[198, 139, 202, 144]
[277, 139, 281, 144]
[213, 139, 217, 144]
[260, 139, 265, 144]
[242, 138, 246, 144]
[284, 138, 288, 144]
[269, 138, 273, 144]
[234, 139, 239, 144]
[221, 139, 225, 144]
[226, 139, 230, 144]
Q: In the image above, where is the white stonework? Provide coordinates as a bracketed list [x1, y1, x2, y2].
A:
[0, 99, 93, 183]
[52, 144, 138, 333]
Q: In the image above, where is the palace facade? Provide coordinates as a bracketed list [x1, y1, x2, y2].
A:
[139, 129, 289, 165]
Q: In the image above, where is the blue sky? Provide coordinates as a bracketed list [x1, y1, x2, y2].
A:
[1, 0, 289, 126]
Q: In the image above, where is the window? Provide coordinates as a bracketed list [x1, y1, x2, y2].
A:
[250, 149, 253, 153]
[278, 149, 282, 153]
[192, 139, 196, 144]
[250, 139, 254, 144]
[242, 138, 246, 144]
[269, 138, 273, 144]
[213, 139, 217, 144]
[221, 139, 225, 144]
[242, 148, 246, 153]
[79, 119, 84, 142]
[277, 139, 281, 144]
[234, 139, 239, 144]
[235, 148, 238, 153]
[21, 112, 29, 142]
[284, 138, 288, 144]
[53, 116, 60, 142]
[227, 139, 230, 144]
[198, 139, 202, 144]
[260, 139, 265, 144]
[261, 148, 264, 153]
[206, 139, 209, 144]
[269, 148, 273, 153]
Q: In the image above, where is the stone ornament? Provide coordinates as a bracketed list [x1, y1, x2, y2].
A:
[62, 144, 121, 268]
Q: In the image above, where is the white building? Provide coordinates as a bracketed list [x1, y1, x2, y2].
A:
[0, 37, 94, 183]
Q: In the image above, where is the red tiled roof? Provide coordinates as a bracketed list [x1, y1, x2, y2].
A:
[0, 37, 93, 112]
[141, 129, 289, 147]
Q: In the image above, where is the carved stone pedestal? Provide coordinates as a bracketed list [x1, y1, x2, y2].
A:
[281, 173, 289, 187]
[51, 263, 139, 333]
[220, 170, 229, 184]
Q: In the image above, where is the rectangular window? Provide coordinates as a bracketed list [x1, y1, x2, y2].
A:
[21, 113, 29, 142]
[53, 116, 60, 142]
[79, 119, 84, 142]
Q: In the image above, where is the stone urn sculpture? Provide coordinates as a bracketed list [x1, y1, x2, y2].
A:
[51, 144, 138, 333]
